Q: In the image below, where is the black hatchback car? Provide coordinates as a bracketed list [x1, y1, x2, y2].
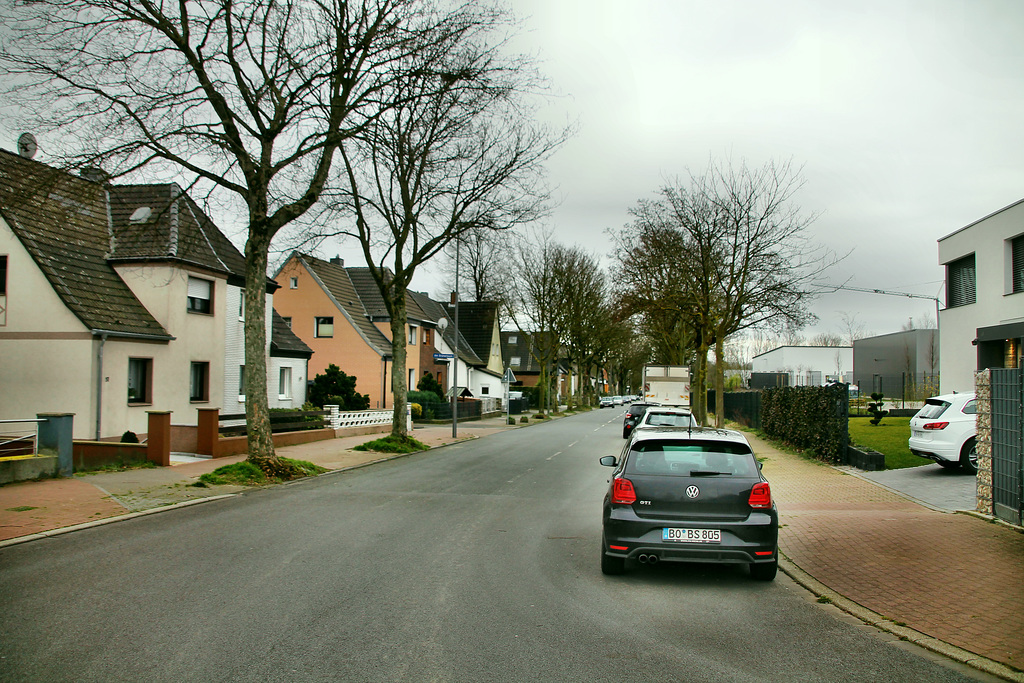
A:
[599, 427, 778, 580]
[622, 402, 658, 439]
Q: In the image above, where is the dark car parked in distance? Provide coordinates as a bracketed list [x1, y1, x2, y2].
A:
[599, 427, 779, 580]
[622, 402, 658, 439]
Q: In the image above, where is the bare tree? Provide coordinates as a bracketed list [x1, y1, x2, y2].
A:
[329, 21, 569, 437]
[0, 0, 440, 469]
[838, 311, 868, 346]
[549, 245, 609, 407]
[435, 227, 513, 305]
[504, 230, 563, 414]
[809, 332, 844, 346]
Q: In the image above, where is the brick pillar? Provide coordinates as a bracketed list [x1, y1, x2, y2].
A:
[147, 411, 172, 467]
[974, 370, 993, 515]
[196, 408, 219, 456]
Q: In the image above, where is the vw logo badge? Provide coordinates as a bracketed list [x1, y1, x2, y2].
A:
[686, 485, 700, 498]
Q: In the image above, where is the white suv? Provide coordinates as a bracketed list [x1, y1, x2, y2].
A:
[908, 392, 977, 473]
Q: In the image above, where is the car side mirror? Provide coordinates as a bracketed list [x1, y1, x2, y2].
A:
[599, 456, 617, 467]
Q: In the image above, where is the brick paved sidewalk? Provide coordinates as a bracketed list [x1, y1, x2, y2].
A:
[747, 432, 1024, 673]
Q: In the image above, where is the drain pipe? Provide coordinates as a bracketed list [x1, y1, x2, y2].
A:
[95, 333, 107, 440]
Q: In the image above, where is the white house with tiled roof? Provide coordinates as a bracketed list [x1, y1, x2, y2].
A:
[0, 149, 290, 439]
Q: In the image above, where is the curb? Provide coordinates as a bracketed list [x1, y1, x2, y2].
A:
[780, 555, 1024, 682]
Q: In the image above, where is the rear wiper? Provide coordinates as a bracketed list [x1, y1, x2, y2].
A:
[689, 470, 729, 476]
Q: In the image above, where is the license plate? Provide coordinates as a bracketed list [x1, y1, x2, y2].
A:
[663, 528, 720, 543]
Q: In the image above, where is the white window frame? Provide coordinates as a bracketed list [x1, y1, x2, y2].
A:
[290, 277, 298, 289]
[187, 277, 213, 314]
[409, 325, 417, 345]
[279, 366, 292, 400]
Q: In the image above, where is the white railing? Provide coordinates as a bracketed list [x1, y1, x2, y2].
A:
[325, 406, 406, 431]
[479, 397, 500, 414]
[0, 418, 43, 457]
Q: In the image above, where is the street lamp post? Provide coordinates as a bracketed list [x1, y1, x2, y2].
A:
[451, 237, 460, 438]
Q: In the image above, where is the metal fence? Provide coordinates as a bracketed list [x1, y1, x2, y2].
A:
[991, 368, 1023, 526]
[852, 372, 940, 409]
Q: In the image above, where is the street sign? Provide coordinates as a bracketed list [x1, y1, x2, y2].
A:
[433, 353, 455, 359]
[503, 368, 516, 383]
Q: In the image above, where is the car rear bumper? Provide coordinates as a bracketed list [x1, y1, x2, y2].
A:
[603, 508, 778, 565]
[908, 435, 960, 463]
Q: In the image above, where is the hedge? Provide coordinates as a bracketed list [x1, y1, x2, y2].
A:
[761, 384, 849, 463]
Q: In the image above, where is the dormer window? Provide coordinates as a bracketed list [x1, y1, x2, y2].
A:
[187, 277, 213, 314]
[508, 335, 517, 344]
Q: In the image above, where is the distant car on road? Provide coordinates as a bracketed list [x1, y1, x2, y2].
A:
[909, 392, 977, 473]
[622, 402, 658, 439]
[599, 427, 779, 580]
[599, 396, 614, 408]
[612, 396, 623, 406]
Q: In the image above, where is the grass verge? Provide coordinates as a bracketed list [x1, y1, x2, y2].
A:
[197, 458, 327, 486]
[847, 417, 931, 470]
[353, 435, 428, 454]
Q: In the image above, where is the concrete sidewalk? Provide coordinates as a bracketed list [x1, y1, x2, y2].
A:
[1, 415, 1022, 680]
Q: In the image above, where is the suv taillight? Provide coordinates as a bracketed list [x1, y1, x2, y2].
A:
[749, 482, 772, 509]
[923, 422, 949, 430]
[612, 477, 637, 504]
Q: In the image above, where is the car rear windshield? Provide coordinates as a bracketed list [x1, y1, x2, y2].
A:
[625, 440, 758, 477]
[642, 413, 695, 427]
[917, 400, 950, 419]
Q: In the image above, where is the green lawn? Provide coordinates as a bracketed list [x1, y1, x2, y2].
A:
[848, 416, 932, 470]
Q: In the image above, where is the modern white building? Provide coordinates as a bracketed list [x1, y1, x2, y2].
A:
[938, 198, 1024, 393]
[751, 346, 853, 388]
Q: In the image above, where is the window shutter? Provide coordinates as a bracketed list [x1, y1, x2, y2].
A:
[947, 255, 976, 307]
[188, 277, 212, 299]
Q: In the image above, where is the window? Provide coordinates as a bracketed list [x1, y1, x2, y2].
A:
[0, 254, 7, 296]
[409, 368, 415, 387]
[190, 362, 209, 402]
[187, 277, 213, 313]
[510, 356, 521, 367]
[238, 290, 245, 320]
[481, 386, 489, 395]
[290, 277, 298, 289]
[283, 317, 292, 328]
[409, 325, 417, 345]
[315, 316, 334, 338]
[238, 365, 246, 400]
[128, 358, 152, 404]
[423, 328, 431, 345]
[508, 335, 517, 344]
[279, 367, 292, 400]
[946, 255, 976, 308]
[1012, 235, 1024, 294]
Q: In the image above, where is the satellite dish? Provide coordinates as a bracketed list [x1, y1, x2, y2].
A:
[17, 133, 37, 159]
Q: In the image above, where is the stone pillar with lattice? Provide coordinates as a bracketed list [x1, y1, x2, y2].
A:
[975, 369, 993, 515]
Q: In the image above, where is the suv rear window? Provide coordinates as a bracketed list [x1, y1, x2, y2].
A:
[917, 400, 950, 419]
[626, 440, 757, 477]
[642, 412, 695, 427]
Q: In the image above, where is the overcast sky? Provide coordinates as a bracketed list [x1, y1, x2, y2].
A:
[411, 0, 1024, 339]
[5, 0, 1022, 341]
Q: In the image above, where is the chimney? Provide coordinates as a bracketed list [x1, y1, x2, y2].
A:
[450, 291, 457, 306]
[330, 256, 344, 266]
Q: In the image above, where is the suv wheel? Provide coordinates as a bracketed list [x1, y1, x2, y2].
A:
[960, 438, 978, 474]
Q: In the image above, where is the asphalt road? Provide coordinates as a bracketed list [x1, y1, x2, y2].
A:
[0, 410, 997, 682]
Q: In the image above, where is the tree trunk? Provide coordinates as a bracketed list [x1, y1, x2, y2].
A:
[243, 228, 275, 463]
[389, 296, 409, 438]
[693, 338, 709, 425]
[714, 332, 726, 428]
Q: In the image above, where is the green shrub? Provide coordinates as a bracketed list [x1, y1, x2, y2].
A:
[762, 384, 849, 463]
[353, 435, 428, 453]
[519, 415, 529, 423]
[415, 372, 445, 401]
[410, 402, 422, 419]
[308, 364, 370, 410]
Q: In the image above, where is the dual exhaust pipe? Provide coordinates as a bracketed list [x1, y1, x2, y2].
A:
[637, 554, 660, 565]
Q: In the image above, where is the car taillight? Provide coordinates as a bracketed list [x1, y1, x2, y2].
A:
[923, 422, 949, 430]
[749, 482, 772, 509]
[612, 477, 637, 504]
